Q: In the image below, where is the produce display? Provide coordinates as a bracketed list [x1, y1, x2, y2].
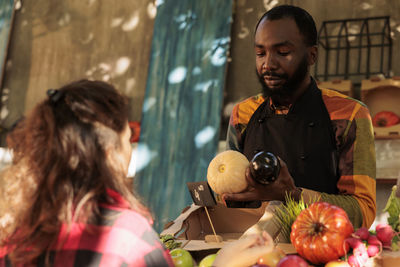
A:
[290, 202, 354, 265]
[207, 150, 249, 194]
[165, 183, 400, 267]
[166, 209, 399, 267]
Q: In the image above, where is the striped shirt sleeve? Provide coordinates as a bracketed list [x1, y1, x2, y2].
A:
[226, 94, 265, 151]
[321, 89, 376, 228]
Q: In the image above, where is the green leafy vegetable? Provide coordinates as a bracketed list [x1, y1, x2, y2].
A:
[383, 185, 400, 232]
[159, 234, 182, 250]
[273, 192, 316, 241]
[382, 185, 400, 250]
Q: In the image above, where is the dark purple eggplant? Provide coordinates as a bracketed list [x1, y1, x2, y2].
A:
[250, 151, 280, 185]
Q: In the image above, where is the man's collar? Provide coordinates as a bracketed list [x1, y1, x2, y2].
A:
[268, 77, 316, 114]
[269, 98, 291, 114]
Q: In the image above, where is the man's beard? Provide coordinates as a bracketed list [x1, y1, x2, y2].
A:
[257, 55, 309, 105]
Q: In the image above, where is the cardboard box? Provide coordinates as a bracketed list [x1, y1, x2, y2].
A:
[161, 203, 266, 262]
[161, 203, 268, 251]
[161, 202, 297, 262]
[361, 77, 400, 138]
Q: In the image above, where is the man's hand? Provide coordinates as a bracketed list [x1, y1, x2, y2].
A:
[222, 158, 300, 202]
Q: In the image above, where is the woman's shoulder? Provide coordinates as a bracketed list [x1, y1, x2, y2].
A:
[54, 206, 170, 266]
[97, 207, 170, 266]
[106, 206, 154, 234]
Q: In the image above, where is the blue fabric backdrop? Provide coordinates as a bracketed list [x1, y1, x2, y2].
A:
[136, 0, 233, 232]
[0, 0, 14, 84]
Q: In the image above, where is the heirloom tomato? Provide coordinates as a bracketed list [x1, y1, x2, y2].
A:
[290, 202, 354, 265]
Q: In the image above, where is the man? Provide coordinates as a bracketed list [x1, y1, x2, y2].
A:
[223, 5, 376, 229]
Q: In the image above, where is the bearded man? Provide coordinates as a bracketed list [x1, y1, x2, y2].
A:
[224, 5, 376, 230]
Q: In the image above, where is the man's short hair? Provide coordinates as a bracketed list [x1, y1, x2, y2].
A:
[255, 5, 317, 47]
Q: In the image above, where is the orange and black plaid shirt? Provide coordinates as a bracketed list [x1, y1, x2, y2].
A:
[226, 88, 376, 228]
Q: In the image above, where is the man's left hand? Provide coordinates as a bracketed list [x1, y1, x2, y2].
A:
[222, 158, 301, 202]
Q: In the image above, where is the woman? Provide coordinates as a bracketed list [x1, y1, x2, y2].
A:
[0, 80, 273, 266]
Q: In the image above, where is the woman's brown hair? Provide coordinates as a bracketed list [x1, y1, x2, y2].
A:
[0, 80, 150, 264]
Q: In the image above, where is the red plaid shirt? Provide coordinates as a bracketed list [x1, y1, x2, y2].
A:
[0, 189, 174, 267]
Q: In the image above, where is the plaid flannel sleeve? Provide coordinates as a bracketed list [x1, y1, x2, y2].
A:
[226, 106, 243, 151]
[321, 90, 376, 228]
[225, 94, 265, 152]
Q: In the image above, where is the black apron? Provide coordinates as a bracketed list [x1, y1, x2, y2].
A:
[242, 81, 339, 194]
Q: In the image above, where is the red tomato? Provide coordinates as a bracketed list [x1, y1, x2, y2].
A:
[290, 202, 354, 265]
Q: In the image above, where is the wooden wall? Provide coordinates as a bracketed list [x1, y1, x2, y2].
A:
[0, 0, 156, 144]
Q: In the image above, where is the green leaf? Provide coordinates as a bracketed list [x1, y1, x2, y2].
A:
[391, 238, 399, 251]
[273, 192, 319, 242]
[159, 234, 182, 250]
[383, 185, 400, 232]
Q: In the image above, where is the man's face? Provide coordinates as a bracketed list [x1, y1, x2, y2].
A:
[254, 18, 315, 101]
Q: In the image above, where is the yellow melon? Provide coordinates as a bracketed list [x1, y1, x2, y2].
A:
[207, 150, 249, 194]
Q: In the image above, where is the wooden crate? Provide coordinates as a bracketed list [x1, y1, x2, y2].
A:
[317, 79, 354, 97]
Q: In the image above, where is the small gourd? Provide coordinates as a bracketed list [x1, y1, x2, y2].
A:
[207, 150, 249, 195]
